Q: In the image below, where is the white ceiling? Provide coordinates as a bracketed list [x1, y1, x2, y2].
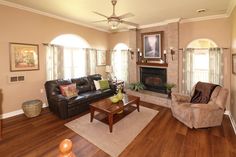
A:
[1, 0, 234, 31]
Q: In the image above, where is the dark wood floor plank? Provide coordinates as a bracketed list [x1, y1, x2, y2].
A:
[0, 101, 235, 157]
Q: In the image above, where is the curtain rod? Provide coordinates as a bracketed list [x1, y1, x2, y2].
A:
[42, 43, 106, 51]
[178, 47, 229, 50]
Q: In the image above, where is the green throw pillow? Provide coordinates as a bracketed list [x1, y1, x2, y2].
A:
[99, 80, 110, 90]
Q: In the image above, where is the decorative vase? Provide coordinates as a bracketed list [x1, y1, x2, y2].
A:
[167, 89, 172, 98]
[110, 95, 119, 103]
[117, 89, 123, 100]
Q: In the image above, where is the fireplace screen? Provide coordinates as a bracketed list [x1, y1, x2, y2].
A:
[140, 67, 167, 94]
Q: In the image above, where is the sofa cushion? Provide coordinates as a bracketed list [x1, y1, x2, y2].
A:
[57, 79, 72, 86]
[68, 95, 87, 106]
[101, 88, 113, 95]
[59, 83, 78, 98]
[71, 77, 89, 86]
[94, 80, 101, 90]
[87, 74, 102, 90]
[45, 80, 61, 96]
[80, 90, 102, 100]
[99, 80, 110, 90]
[77, 85, 91, 93]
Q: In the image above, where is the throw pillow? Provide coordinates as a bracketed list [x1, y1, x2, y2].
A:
[94, 80, 101, 90]
[99, 80, 110, 90]
[59, 83, 78, 98]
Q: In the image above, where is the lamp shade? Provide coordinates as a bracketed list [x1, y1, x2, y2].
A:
[105, 65, 112, 73]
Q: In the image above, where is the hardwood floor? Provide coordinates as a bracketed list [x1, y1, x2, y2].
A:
[0, 102, 236, 157]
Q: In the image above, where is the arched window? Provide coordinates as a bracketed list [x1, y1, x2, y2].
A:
[51, 34, 90, 48]
[46, 34, 96, 80]
[182, 39, 223, 93]
[111, 43, 129, 83]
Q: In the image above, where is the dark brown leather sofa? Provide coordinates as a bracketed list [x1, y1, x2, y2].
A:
[44, 74, 115, 119]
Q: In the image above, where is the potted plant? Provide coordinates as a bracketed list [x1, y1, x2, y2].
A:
[164, 83, 176, 98]
[129, 82, 145, 91]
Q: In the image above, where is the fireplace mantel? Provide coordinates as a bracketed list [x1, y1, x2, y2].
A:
[136, 62, 168, 67]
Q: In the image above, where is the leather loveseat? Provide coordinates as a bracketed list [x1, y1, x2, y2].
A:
[44, 74, 116, 119]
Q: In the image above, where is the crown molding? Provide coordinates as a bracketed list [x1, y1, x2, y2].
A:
[227, 0, 236, 16]
[139, 18, 181, 29]
[0, 0, 109, 33]
[180, 14, 228, 23]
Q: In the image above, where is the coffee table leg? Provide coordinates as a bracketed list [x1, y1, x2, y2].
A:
[137, 99, 140, 112]
[108, 114, 113, 133]
[90, 108, 94, 122]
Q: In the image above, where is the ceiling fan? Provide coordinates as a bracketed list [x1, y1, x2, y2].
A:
[93, 0, 138, 30]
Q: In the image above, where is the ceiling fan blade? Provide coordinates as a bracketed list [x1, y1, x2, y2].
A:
[92, 11, 109, 18]
[121, 20, 139, 27]
[92, 20, 108, 23]
[118, 13, 134, 19]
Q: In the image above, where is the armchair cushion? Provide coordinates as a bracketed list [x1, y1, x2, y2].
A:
[171, 92, 191, 103]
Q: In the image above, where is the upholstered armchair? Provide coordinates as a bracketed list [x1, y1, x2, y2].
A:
[171, 86, 229, 128]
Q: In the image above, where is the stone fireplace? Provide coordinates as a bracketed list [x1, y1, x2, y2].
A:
[140, 67, 167, 94]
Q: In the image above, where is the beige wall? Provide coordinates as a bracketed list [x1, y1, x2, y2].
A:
[108, 31, 130, 49]
[107, 31, 130, 65]
[179, 18, 232, 109]
[0, 5, 109, 114]
[231, 7, 236, 122]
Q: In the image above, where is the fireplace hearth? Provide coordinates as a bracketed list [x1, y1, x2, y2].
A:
[140, 67, 167, 94]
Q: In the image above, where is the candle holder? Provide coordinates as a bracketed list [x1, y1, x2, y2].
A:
[163, 50, 167, 63]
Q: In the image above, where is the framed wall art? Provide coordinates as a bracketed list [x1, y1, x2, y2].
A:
[9, 43, 39, 72]
[233, 54, 236, 74]
[97, 50, 106, 66]
[141, 31, 163, 60]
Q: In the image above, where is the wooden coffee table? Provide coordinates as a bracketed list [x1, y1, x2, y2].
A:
[90, 94, 140, 133]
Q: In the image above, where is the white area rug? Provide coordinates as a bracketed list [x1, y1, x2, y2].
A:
[65, 106, 158, 157]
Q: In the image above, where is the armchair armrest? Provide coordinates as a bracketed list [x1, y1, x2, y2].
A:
[191, 103, 221, 111]
[171, 92, 191, 103]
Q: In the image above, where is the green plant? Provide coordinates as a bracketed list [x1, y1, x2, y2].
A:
[164, 83, 176, 91]
[129, 82, 145, 91]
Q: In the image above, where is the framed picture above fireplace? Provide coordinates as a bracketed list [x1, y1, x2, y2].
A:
[141, 31, 163, 60]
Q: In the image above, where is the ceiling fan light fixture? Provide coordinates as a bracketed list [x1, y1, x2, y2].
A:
[108, 20, 120, 29]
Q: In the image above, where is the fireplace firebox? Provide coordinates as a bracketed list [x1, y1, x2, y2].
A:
[140, 67, 167, 94]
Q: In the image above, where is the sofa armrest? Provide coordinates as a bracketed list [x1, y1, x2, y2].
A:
[171, 92, 191, 103]
[49, 95, 69, 119]
[108, 81, 116, 93]
[51, 94, 68, 102]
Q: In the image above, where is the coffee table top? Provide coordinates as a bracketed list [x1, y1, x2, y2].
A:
[90, 94, 139, 114]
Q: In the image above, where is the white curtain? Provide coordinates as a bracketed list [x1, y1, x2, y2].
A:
[46, 44, 97, 80]
[209, 48, 224, 85]
[46, 44, 64, 80]
[182, 48, 194, 94]
[182, 48, 223, 94]
[63, 47, 87, 79]
[111, 50, 129, 83]
[86, 49, 97, 75]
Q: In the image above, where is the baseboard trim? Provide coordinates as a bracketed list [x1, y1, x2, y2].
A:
[0, 103, 48, 119]
[224, 110, 236, 135]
